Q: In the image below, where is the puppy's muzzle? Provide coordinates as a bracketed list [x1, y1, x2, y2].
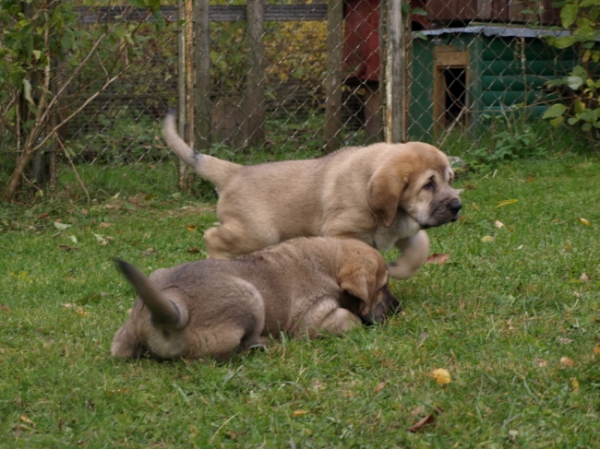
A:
[448, 199, 462, 221]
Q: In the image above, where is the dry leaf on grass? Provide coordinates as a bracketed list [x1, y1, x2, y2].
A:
[19, 415, 35, 426]
[580, 273, 591, 283]
[560, 356, 575, 367]
[494, 220, 505, 228]
[536, 358, 548, 367]
[98, 222, 112, 228]
[431, 368, 451, 385]
[579, 217, 592, 226]
[373, 382, 386, 394]
[481, 235, 495, 243]
[426, 253, 450, 265]
[408, 407, 444, 433]
[58, 245, 78, 251]
[571, 377, 579, 392]
[185, 224, 196, 231]
[496, 199, 518, 208]
[291, 410, 310, 417]
[187, 247, 201, 254]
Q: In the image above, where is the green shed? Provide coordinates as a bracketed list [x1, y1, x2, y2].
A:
[408, 26, 579, 139]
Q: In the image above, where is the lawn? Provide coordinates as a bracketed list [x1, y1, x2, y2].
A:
[0, 153, 599, 448]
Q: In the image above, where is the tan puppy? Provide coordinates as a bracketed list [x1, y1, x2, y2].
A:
[111, 237, 398, 361]
[163, 112, 461, 280]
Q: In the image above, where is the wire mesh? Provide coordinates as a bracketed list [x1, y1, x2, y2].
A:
[0, 0, 591, 198]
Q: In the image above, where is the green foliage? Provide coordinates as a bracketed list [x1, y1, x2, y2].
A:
[543, 0, 600, 151]
[469, 109, 542, 169]
[0, 0, 167, 200]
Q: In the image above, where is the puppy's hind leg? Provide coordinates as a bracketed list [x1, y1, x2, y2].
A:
[204, 222, 278, 259]
[388, 230, 430, 280]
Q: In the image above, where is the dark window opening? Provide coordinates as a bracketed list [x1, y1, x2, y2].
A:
[442, 67, 467, 128]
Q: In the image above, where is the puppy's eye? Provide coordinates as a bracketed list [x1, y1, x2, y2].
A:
[423, 179, 435, 190]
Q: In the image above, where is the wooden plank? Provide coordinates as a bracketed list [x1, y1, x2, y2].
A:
[385, 0, 404, 143]
[77, 5, 328, 24]
[245, 0, 265, 147]
[194, 0, 211, 149]
[324, 0, 343, 152]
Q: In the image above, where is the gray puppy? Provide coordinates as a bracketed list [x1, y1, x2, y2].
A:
[111, 237, 399, 361]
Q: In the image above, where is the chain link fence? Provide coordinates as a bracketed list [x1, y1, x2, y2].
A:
[1, 0, 589, 198]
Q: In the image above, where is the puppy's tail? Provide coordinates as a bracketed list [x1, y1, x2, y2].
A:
[114, 259, 188, 329]
[162, 111, 240, 189]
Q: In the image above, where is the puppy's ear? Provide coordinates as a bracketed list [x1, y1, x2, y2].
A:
[339, 268, 375, 317]
[367, 165, 407, 228]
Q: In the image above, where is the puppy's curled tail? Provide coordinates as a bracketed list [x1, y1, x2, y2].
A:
[114, 259, 188, 329]
[162, 111, 239, 188]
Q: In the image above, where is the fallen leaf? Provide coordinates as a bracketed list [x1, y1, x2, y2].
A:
[580, 273, 590, 283]
[496, 199, 518, 208]
[142, 248, 157, 256]
[579, 217, 592, 226]
[53, 222, 71, 231]
[373, 382, 386, 393]
[187, 247, 201, 254]
[471, 202, 480, 211]
[593, 346, 600, 356]
[226, 430, 237, 440]
[560, 356, 575, 367]
[526, 175, 535, 183]
[37, 213, 49, 219]
[20, 415, 35, 426]
[291, 410, 310, 417]
[93, 233, 112, 246]
[571, 377, 579, 392]
[107, 388, 131, 396]
[557, 337, 574, 345]
[431, 368, 451, 385]
[58, 245, 78, 251]
[410, 406, 425, 417]
[494, 220, 505, 228]
[426, 253, 450, 265]
[535, 358, 548, 367]
[466, 185, 476, 190]
[481, 235, 495, 243]
[408, 407, 443, 433]
[416, 332, 429, 348]
[98, 222, 112, 228]
[185, 224, 196, 231]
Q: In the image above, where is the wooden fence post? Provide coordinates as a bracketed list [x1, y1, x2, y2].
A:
[325, 0, 343, 153]
[245, 0, 265, 147]
[194, 0, 211, 150]
[384, 0, 405, 143]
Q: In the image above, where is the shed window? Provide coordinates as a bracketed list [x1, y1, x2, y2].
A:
[442, 67, 467, 128]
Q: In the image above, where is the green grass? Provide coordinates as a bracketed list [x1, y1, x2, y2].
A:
[1, 153, 599, 448]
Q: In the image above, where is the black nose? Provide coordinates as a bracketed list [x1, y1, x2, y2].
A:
[448, 200, 462, 215]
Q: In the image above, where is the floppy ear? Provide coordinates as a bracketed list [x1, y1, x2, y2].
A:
[339, 268, 375, 317]
[367, 165, 406, 228]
